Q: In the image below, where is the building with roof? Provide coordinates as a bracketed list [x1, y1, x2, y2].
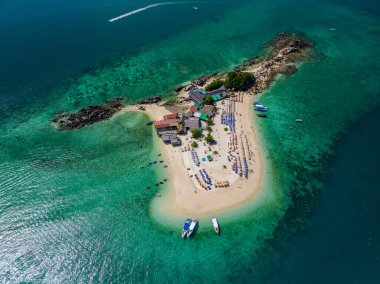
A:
[189, 105, 199, 114]
[201, 104, 216, 117]
[161, 134, 181, 146]
[154, 116, 180, 136]
[194, 111, 208, 121]
[206, 85, 228, 100]
[169, 135, 181, 146]
[162, 134, 171, 143]
[189, 90, 206, 104]
[163, 113, 178, 120]
[184, 117, 200, 131]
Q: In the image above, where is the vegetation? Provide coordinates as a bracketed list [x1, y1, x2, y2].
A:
[203, 95, 214, 105]
[206, 118, 214, 126]
[213, 150, 218, 155]
[224, 127, 228, 131]
[191, 128, 203, 138]
[191, 141, 198, 148]
[224, 71, 255, 91]
[207, 126, 213, 133]
[205, 133, 215, 144]
[205, 79, 224, 91]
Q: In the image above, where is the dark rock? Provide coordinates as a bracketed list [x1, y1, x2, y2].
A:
[174, 85, 185, 92]
[192, 72, 219, 86]
[137, 96, 162, 105]
[278, 65, 298, 76]
[51, 97, 125, 131]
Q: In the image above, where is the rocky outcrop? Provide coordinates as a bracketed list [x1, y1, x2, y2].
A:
[192, 72, 219, 86]
[136, 96, 161, 104]
[51, 97, 124, 131]
[278, 65, 298, 76]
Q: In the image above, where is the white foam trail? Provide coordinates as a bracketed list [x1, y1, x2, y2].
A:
[109, 2, 181, 22]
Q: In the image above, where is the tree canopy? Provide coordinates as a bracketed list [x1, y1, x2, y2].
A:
[205, 79, 224, 91]
[205, 133, 215, 144]
[203, 95, 213, 105]
[191, 128, 203, 138]
[224, 71, 255, 91]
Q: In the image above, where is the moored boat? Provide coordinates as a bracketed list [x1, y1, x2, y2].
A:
[295, 118, 303, 123]
[182, 219, 192, 238]
[257, 113, 267, 118]
[212, 218, 220, 234]
[253, 104, 268, 111]
[187, 220, 198, 238]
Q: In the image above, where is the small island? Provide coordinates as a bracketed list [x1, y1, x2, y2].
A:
[126, 32, 313, 217]
[52, 32, 312, 217]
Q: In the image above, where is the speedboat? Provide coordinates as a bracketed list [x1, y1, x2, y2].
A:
[253, 104, 268, 111]
[295, 118, 303, 123]
[187, 220, 198, 238]
[182, 219, 192, 238]
[193, 6, 198, 11]
[212, 218, 220, 234]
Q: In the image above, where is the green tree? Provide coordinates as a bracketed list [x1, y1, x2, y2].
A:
[206, 118, 214, 126]
[205, 133, 215, 144]
[205, 79, 224, 91]
[191, 141, 198, 148]
[224, 71, 255, 91]
[207, 126, 212, 133]
[191, 128, 203, 138]
[203, 95, 213, 105]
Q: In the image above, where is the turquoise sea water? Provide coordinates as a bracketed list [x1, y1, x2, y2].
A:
[1, 0, 380, 282]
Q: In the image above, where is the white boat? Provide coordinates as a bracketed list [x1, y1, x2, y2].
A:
[212, 218, 220, 234]
[193, 6, 198, 11]
[182, 219, 192, 238]
[187, 220, 198, 238]
[253, 104, 268, 112]
[295, 118, 303, 123]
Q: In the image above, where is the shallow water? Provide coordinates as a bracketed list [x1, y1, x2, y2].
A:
[1, 0, 380, 282]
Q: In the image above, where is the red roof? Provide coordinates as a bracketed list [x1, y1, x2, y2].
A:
[163, 113, 178, 120]
[189, 106, 199, 113]
[154, 120, 170, 128]
[154, 119, 179, 129]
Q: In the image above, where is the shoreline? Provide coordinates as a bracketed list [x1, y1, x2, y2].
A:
[52, 32, 313, 224]
[124, 92, 266, 221]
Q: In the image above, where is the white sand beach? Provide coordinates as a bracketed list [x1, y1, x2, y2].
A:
[123, 92, 264, 218]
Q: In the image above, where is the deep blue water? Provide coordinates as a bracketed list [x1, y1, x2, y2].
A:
[263, 108, 380, 283]
[1, 0, 380, 282]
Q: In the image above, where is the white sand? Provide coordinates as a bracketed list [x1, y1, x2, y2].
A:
[123, 93, 264, 218]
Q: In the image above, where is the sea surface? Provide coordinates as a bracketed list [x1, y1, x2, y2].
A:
[0, 0, 379, 282]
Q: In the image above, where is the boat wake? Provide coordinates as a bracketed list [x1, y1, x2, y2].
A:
[109, 2, 184, 22]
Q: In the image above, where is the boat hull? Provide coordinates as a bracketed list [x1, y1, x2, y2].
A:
[187, 220, 198, 238]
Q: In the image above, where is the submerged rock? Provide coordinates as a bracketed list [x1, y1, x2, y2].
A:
[137, 96, 161, 104]
[278, 65, 298, 76]
[51, 97, 125, 131]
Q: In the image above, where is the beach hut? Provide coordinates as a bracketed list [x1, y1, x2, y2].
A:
[189, 90, 206, 104]
[199, 113, 208, 121]
[201, 105, 216, 117]
[194, 102, 202, 108]
[169, 135, 181, 146]
[184, 117, 200, 131]
[212, 94, 222, 102]
[162, 134, 171, 143]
